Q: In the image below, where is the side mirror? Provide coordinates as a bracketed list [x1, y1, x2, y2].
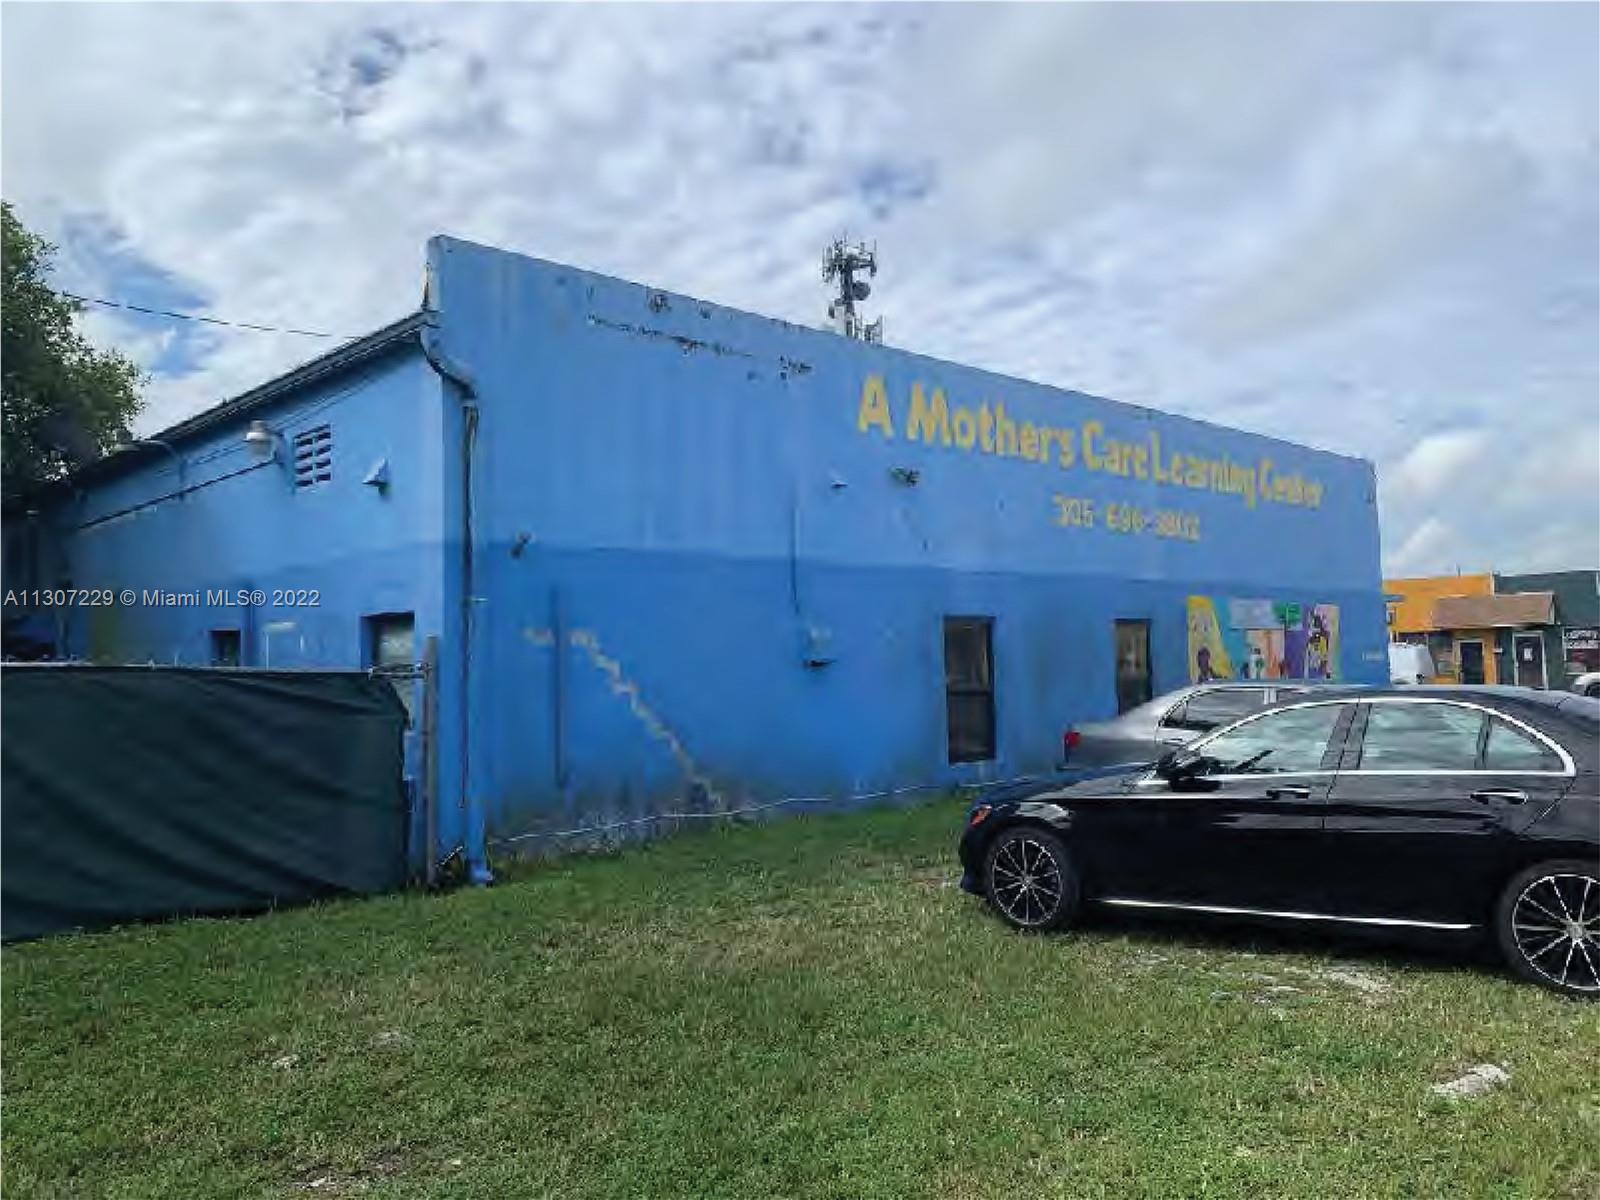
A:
[1156, 749, 1206, 784]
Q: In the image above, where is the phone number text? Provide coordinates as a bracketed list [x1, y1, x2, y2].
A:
[1051, 496, 1202, 541]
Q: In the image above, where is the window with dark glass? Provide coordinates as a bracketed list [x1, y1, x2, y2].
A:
[1483, 718, 1563, 772]
[364, 612, 416, 722]
[366, 614, 414, 668]
[1163, 687, 1264, 732]
[209, 629, 241, 668]
[1426, 631, 1454, 673]
[1357, 702, 1484, 770]
[1114, 619, 1152, 714]
[944, 617, 995, 764]
[1195, 703, 1347, 775]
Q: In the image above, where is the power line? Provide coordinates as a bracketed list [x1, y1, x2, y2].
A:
[62, 292, 343, 339]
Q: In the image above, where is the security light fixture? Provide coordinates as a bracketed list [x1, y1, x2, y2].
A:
[111, 433, 186, 495]
[244, 420, 279, 461]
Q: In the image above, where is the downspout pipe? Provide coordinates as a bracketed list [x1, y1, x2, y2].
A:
[420, 316, 493, 886]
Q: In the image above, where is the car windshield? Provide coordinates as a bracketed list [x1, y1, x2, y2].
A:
[1117, 691, 1190, 723]
[1175, 688, 1266, 731]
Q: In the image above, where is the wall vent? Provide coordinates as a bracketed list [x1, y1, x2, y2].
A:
[293, 425, 332, 489]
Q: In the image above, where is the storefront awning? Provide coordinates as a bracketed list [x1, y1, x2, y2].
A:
[1431, 591, 1555, 629]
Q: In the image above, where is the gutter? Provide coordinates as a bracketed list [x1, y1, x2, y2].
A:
[156, 312, 429, 446]
[17, 312, 430, 507]
[419, 314, 492, 886]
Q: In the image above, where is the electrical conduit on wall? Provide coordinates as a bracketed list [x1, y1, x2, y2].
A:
[419, 314, 492, 885]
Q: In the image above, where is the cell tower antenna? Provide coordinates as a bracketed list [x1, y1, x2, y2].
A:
[822, 235, 883, 344]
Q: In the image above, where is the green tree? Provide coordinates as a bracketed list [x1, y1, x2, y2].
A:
[2, 201, 143, 500]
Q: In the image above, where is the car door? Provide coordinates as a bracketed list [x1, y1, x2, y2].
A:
[1320, 699, 1575, 924]
[1103, 700, 1357, 910]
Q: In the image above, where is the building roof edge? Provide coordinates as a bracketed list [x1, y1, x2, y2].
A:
[24, 311, 427, 502]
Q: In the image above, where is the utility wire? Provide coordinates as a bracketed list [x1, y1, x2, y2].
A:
[63, 292, 343, 339]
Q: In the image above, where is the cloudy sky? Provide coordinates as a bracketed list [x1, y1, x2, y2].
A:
[3, 2, 1596, 576]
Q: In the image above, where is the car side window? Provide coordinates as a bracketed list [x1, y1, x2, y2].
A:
[1195, 704, 1347, 775]
[1356, 703, 1484, 770]
[1166, 688, 1265, 732]
[1483, 718, 1563, 772]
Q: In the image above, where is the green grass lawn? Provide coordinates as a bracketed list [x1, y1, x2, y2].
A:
[5, 798, 1599, 1199]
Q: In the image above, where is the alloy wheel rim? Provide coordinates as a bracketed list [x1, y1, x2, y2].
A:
[992, 837, 1063, 927]
[1512, 873, 1600, 993]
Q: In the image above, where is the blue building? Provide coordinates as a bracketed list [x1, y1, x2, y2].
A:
[9, 237, 1388, 879]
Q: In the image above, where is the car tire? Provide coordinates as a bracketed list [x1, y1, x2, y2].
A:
[1585, 683, 1600, 698]
[983, 827, 1080, 932]
[1494, 860, 1600, 999]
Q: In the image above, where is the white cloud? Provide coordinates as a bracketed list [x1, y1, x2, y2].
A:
[2, 2, 1595, 576]
[1385, 430, 1495, 501]
[1389, 517, 1464, 578]
[74, 308, 176, 377]
[1198, 139, 1531, 347]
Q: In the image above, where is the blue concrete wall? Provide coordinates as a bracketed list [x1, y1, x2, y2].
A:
[54, 351, 440, 666]
[425, 237, 1387, 853]
[28, 341, 468, 866]
[28, 236, 1388, 876]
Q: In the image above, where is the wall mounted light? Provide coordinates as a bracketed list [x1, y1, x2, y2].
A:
[243, 420, 280, 461]
[112, 432, 186, 497]
[244, 420, 300, 492]
[801, 623, 836, 669]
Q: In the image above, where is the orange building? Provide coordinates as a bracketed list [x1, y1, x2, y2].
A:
[1385, 574, 1556, 685]
[1386, 574, 1493, 634]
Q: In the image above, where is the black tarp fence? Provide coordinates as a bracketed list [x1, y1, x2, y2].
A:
[1, 666, 410, 942]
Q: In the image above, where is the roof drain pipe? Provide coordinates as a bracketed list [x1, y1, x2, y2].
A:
[421, 316, 493, 887]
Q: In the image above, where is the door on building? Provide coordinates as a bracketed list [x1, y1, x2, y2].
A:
[1513, 632, 1547, 689]
[1458, 640, 1486, 684]
[1114, 619, 1152, 714]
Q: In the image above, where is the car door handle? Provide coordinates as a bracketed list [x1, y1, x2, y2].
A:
[1264, 785, 1311, 800]
[1471, 788, 1527, 805]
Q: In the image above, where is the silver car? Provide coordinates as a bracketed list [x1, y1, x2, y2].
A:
[1062, 683, 1326, 771]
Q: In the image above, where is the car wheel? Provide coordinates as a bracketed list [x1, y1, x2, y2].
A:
[1495, 860, 1600, 999]
[1586, 683, 1600, 698]
[983, 828, 1079, 932]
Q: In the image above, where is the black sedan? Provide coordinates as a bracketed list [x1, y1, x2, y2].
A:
[959, 686, 1600, 997]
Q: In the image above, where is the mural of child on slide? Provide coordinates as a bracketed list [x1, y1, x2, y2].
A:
[1187, 596, 1341, 683]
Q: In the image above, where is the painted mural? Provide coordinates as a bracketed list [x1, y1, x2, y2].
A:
[1187, 596, 1341, 682]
